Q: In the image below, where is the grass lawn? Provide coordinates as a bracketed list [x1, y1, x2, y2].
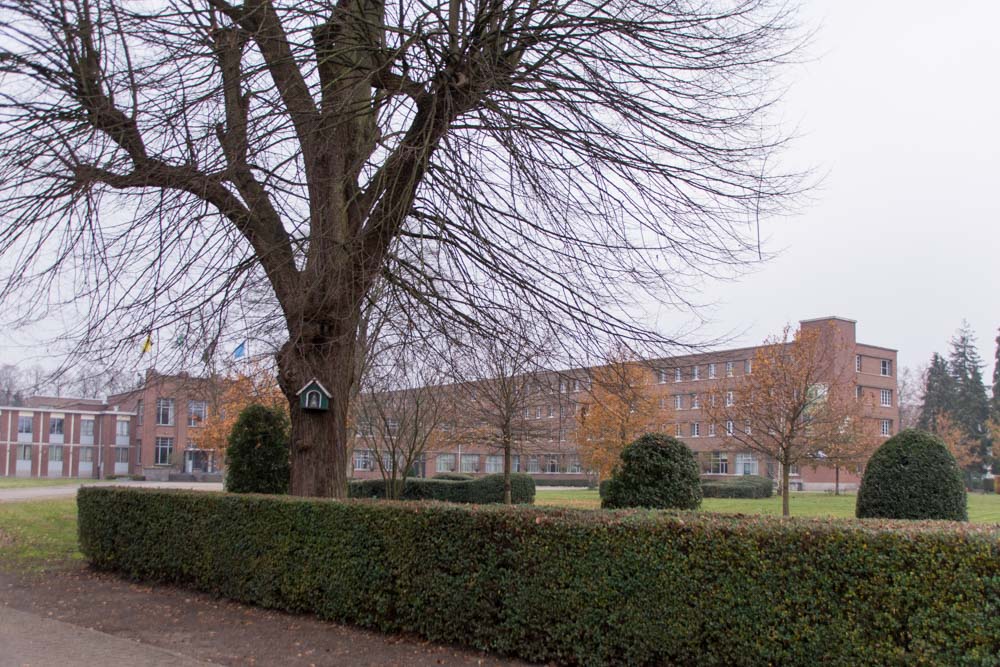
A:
[0, 477, 105, 490]
[0, 498, 81, 571]
[535, 488, 1000, 523]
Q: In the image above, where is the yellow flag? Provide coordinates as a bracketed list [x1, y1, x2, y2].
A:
[141, 336, 153, 354]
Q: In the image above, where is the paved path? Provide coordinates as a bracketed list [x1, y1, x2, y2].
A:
[0, 606, 213, 667]
[0, 481, 223, 503]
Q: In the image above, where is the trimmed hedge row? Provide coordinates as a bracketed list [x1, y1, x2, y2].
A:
[700, 475, 774, 499]
[79, 487, 1000, 666]
[348, 473, 535, 504]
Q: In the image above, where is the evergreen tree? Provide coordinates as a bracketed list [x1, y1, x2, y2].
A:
[918, 353, 957, 431]
[992, 328, 1000, 420]
[948, 322, 990, 451]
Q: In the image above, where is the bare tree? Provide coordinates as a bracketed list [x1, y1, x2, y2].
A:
[0, 0, 807, 497]
[451, 328, 555, 504]
[897, 364, 925, 431]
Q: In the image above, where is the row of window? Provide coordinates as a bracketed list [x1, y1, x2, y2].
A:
[856, 355, 893, 377]
[672, 418, 894, 438]
[352, 450, 582, 475]
[14, 416, 130, 438]
[657, 360, 751, 385]
[148, 399, 207, 427]
[12, 444, 128, 463]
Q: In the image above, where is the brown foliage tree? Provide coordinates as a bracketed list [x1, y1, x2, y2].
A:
[576, 352, 661, 480]
[704, 324, 871, 515]
[0, 1, 806, 497]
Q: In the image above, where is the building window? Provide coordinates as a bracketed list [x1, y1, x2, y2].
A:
[856, 385, 863, 400]
[881, 419, 892, 436]
[380, 452, 396, 472]
[710, 451, 728, 474]
[544, 455, 560, 473]
[690, 393, 700, 409]
[725, 391, 734, 407]
[547, 405, 554, 418]
[49, 418, 64, 435]
[512, 455, 521, 473]
[526, 455, 540, 473]
[136, 399, 143, 425]
[880, 389, 892, 407]
[725, 361, 734, 377]
[485, 455, 503, 474]
[881, 359, 892, 376]
[708, 363, 716, 379]
[81, 419, 94, 437]
[386, 419, 400, 436]
[17, 416, 31, 434]
[735, 453, 758, 476]
[49, 445, 63, 462]
[116, 420, 129, 438]
[725, 420, 734, 436]
[657, 369, 668, 384]
[690, 422, 700, 438]
[79, 447, 94, 463]
[692, 365, 700, 381]
[188, 400, 207, 427]
[460, 454, 480, 473]
[154, 437, 174, 465]
[674, 395, 683, 410]
[435, 453, 456, 473]
[353, 449, 374, 471]
[136, 439, 141, 464]
[856, 355, 862, 372]
[744, 359, 752, 375]
[674, 368, 682, 383]
[708, 422, 716, 437]
[156, 398, 175, 426]
[17, 444, 31, 460]
[115, 447, 129, 464]
[745, 420, 752, 435]
[674, 423, 683, 437]
[658, 397, 667, 410]
[569, 459, 582, 474]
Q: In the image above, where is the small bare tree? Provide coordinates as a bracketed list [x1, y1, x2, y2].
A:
[0, 0, 807, 497]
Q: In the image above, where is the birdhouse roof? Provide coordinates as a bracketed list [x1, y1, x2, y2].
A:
[295, 379, 332, 397]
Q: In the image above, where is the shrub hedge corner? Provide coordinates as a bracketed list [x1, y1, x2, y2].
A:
[79, 487, 1000, 666]
[700, 475, 774, 499]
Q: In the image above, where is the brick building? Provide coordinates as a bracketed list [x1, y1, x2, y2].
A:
[351, 317, 899, 491]
[0, 370, 220, 480]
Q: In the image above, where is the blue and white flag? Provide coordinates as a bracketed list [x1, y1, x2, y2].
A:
[233, 341, 247, 359]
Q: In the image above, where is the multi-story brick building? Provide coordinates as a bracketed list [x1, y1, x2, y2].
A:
[351, 317, 899, 491]
[0, 370, 220, 480]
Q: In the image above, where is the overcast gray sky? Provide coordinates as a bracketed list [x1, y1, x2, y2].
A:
[1, 0, 997, 387]
[680, 0, 999, 380]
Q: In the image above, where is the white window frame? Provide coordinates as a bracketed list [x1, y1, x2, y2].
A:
[881, 419, 892, 436]
[744, 359, 752, 375]
[114, 447, 129, 464]
[725, 361, 734, 377]
[49, 417, 64, 435]
[154, 437, 174, 465]
[17, 416, 32, 434]
[692, 365, 700, 381]
[880, 389, 892, 407]
[881, 359, 892, 377]
[691, 393, 700, 409]
[708, 422, 716, 437]
[725, 391, 734, 407]
[725, 420, 734, 436]
[708, 363, 716, 379]
[674, 423, 682, 437]
[460, 454, 480, 474]
[674, 368, 682, 383]
[485, 455, 503, 474]
[545, 455, 560, 474]
[48, 444, 63, 462]
[435, 453, 456, 473]
[156, 398, 175, 426]
[79, 446, 94, 463]
[353, 449, 374, 471]
[674, 395, 683, 410]
[710, 451, 728, 474]
[856, 355, 862, 372]
[81, 419, 95, 437]
[116, 420, 129, 438]
[690, 422, 700, 438]
[657, 369, 668, 384]
[526, 455, 540, 473]
[188, 400, 207, 427]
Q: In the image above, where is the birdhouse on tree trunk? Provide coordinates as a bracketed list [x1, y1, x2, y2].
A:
[296, 379, 331, 412]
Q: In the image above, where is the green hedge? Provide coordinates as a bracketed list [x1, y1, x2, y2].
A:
[79, 487, 1000, 666]
[700, 475, 774, 499]
[348, 473, 535, 504]
[532, 478, 592, 488]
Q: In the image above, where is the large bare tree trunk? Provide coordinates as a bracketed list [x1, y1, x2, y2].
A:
[277, 320, 359, 498]
[834, 465, 840, 496]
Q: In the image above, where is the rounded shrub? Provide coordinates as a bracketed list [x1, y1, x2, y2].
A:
[856, 429, 967, 521]
[225, 404, 290, 494]
[433, 472, 474, 481]
[601, 433, 702, 510]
